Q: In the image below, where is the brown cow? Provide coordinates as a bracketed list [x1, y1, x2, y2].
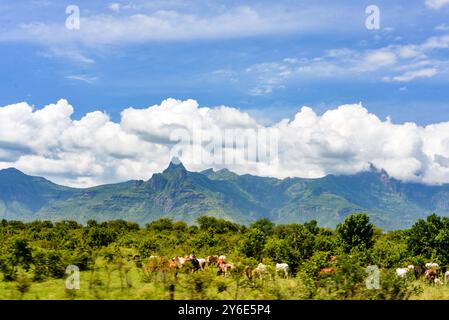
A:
[145, 255, 165, 273]
[319, 267, 336, 275]
[217, 259, 234, 277]
[243, 266, 253, 280]
[168, 258, 178, 270]
[207, 255, 219, 266]
[146, 256, 181, 272]
[425, 269, 438, 283]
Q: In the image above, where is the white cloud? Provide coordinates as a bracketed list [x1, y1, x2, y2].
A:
[66, 75, 98, 84]
[355, 50, 397, 71]
[243, 34, 449, 93]
[426, 0, 449, 9]
[0, 2, 367, 47]
[109, 3, 122, 12]
[1, 98, 449, 187]
[436, 24, 449, 31]
[39, 47, 95, 64]
[2, 6, 320, 45]
[384, 68, 438, 82]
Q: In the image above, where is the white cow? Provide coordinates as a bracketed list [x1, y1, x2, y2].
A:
[174, 256, 187, 267]
[396, 265, 414, 278]
[425, 262, 439, 270]
[276, 263, 289, 278]
[197, 258, 206, 270]
[252, 263, 268, 279]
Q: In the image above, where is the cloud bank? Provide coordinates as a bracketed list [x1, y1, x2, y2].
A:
[1, 98, 449, 187]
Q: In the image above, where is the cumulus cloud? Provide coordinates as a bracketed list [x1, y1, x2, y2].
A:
[1, 98, 449, 187]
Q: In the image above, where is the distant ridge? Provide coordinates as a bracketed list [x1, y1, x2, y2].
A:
[1, 161, 449, 230]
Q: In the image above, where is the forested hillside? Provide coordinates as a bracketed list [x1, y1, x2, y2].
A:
[2, 161, 449, 229]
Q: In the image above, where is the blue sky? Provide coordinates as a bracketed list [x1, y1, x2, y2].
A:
[1, 0, 449, 125]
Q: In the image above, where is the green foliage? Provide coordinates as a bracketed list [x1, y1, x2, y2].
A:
[372, 237, 408, 268]
[138, 238, 160, 258]
[173, 221, 188, 232]
[300, 251, 331, 278]
[146, 218, 174, 232]
[0, 214, 445, 300]
[15, 272, 32, 298]
[367, 269, 422, 300]
[10, 239, 33, 271]
[337, 213, 374, 253]
[304, 220, 319, 235]
[197, 216, 240, 234]
[241, 229, 267, 261]
[250, 219, 274, 235]
[264, 238, 300, 272]
[407, 213, 449, 265]
[191, 231, 219, 250]
[274, 224, 315, 261]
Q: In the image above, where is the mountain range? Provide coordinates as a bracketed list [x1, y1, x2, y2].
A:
[1, 159, 449, 230]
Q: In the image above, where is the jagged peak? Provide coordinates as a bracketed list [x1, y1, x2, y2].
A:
[367, 163, 389, 177]
[170, 156, 182, 165]
[163, 157, 187, 174]
[201, 168, 215, 175]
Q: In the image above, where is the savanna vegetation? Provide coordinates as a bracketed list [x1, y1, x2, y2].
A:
[1, 213, 449, 300]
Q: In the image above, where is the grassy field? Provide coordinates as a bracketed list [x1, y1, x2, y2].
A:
[1, 258, 448, 300]
[2, 215, 449, 300]
[0, 263, 314, 300]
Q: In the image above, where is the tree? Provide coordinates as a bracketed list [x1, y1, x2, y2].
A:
[85, 226, 117, 248]
[407, 214, 449, 265]
[264, 238, 300, 273]
[146, 218, 174, 231]
[0, 239, 33, 281]
[173, 221, 188, 232]
[241, 229, 267, 261]
[337, 213, 374, 252]
[281, 224, 316, 260]
[15, 272, 32, 299]
[250, 219, 274, 235]
[197, 216, 239, 234]
[10, 239, 33, 272]
[138, 237, 161, 258]
[304, 220, 319, 235]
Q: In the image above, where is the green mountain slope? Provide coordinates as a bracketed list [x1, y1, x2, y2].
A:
[1, 160, 449, 229]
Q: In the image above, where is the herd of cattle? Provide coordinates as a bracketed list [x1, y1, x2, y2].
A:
[144, 254, 449, 285]
[145, 254, 290, 279]
[396, 262, 449, 284]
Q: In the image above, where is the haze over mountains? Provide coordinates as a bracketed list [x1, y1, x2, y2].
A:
[1, 159, 449, 230]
